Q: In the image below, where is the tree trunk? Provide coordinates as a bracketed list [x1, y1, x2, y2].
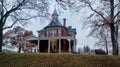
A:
[18, 47, 21, 53]
[110, 24, 118, 55]
[110, 0, 119, 55]
[115, 24, 119, 55]
[0, 26, 3, 52]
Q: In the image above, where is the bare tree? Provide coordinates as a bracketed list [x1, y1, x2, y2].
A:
[92, 26, 111, 54]
[56, 0, 120, 55]
[0, 0, 50, 52]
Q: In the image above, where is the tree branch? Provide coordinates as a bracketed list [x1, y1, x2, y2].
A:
[1, 0, 26, 27]
[114, 11, 120, 19]
[2, 0, 26, 21]
[2, 3, 7, 12]
[114, 2, 120, 9]
[88, 3, 107, 22]
[3, 15, 37, 30]
[95, 23, 105, 27]
[115, 18, 120, 23]
[18, 15, 37, 26]
[3, 19, 18, 30]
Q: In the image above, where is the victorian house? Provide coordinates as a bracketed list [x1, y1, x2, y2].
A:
[37, 9, 77, 53]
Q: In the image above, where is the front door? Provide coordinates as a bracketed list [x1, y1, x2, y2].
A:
[50, 39, 57, 53]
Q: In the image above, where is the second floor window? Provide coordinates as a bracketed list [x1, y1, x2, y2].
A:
[50, 29, 56, 37]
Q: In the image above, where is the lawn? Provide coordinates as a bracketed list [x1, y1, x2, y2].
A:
[0, 53, 120, 67]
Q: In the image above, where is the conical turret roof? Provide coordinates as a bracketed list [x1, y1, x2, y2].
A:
[47, 9, 62, 27]
[52, 9, 58, 16]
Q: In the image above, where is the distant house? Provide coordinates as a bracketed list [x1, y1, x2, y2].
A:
[37, 9, 77, 53]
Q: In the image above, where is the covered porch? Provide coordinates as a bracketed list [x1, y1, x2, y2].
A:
[38, 37, 77, 53]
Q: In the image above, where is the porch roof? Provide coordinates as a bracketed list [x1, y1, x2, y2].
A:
[25, 35, 38, 41]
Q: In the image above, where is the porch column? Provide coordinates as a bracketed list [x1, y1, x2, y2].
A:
[38, 38, 40, 52]
[68, 39, 71, 53]
[48, 39, 50, 53]
[73, 39, 76, 52]
[59, 39, 61, 53]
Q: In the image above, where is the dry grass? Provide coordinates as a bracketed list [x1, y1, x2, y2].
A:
[0, 53, 120, 67]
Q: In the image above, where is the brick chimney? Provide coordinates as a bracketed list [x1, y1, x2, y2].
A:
[63, 18, 66, 27]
